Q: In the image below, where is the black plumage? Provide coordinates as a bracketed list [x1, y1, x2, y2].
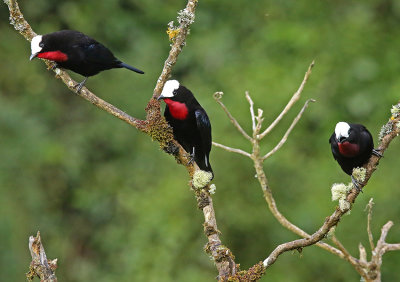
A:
[158, 80, 213, 175]
[329, 122, 374, 175]
[30, 30, 144, 91]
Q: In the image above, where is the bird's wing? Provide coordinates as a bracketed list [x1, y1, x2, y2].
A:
[195, 109, 212, 154]
[359, 127, 374, 152]
[77, 40, 118, 65]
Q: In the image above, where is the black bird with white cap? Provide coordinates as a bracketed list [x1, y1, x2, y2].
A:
[158, 80, 213, 176]
[329, 122, 381, 189]
[30, 30, 144, 92]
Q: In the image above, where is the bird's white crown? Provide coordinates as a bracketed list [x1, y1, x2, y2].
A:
[161, 80, 180, 98]
[335, 122, 350, 139]
[31, 35, 43, 55]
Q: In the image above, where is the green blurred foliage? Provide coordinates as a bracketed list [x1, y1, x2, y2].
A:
[1, 0, 400, 281]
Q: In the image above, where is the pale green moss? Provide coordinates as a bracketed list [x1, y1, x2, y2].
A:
[331, 183, 352, 212]
[193, 170, 213, 189]
[177, 8, 195, 26]
[331, 183, 350, 201]
[209, 184, 216, 194]
[339, 198, 351, 212]
[379, 122, 393, 141]
[352, 167, 366, 183]
[326, 226, 336, 239]
[391, 104, 400, 117]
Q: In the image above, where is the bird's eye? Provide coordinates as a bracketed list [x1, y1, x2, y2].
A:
[39, 42, 44, 48]
[173, 90, 177, 95]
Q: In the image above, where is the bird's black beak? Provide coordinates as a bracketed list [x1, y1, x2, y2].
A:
[30, 53, 38, 61]
[157, 95, 165, 101]
[338, 136, 347, 143]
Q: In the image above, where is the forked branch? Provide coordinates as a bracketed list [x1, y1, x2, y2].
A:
[262, 98, 315, 160]
[260, 60, 314, 139]
[214, 92, 252, 141]
[213, 60, 400, 280]
[331, 200, 400, 282]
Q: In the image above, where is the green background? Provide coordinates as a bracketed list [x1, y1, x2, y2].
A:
[1, 0, 400, 281]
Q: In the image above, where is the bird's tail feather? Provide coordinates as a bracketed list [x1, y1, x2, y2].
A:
[120, 62, 144, 74]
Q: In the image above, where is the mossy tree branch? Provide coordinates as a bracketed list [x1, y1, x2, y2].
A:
[4, 0, 237, 279]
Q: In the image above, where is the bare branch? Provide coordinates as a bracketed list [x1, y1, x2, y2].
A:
[213, 92, 252, 141]
[384, 243, 400, 252]
[26, 231, 57, 282]
[366, 198, 375, 251]
[368, 221, 396, 281]
[262, 99, 315, 160]
[212, 141, 251, 158]
[359, 243, 368, 265]
[245, 91, 256, 131]
[254, 108, 264, 137]
[331, 236, 369, 280]
[376, 221, 394, 249]
[260, 61, 314, 139]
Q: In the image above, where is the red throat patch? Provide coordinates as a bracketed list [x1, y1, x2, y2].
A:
[164, 99, 188, 120]
[338, 141, 360, 157]
[37, 51, 68, 62]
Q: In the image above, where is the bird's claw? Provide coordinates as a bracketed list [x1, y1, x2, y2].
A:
[351, 175, 363, 193]
[73, 82, 84, 93]
[72, 77, 88, 94]
[187, 153, 195, 166]
[372, 148, 383, 158]
[50, 64, 58, 71]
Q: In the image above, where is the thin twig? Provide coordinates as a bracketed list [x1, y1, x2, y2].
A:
[212, 142, 251, 158]
[376, 221, 393, 249]
[262, 99, 315, 160]
[213, 92, 252, 141]
[331, 236, 369, 280]
[254, 109, 264, 137]
[384, 243, 400, 251]
[260, 61, 314, 139]
[245, 91, 256, 131]
[359, 243, 368, 265]
[366, 198, 375, 251]
[368, 221, 396, 281]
